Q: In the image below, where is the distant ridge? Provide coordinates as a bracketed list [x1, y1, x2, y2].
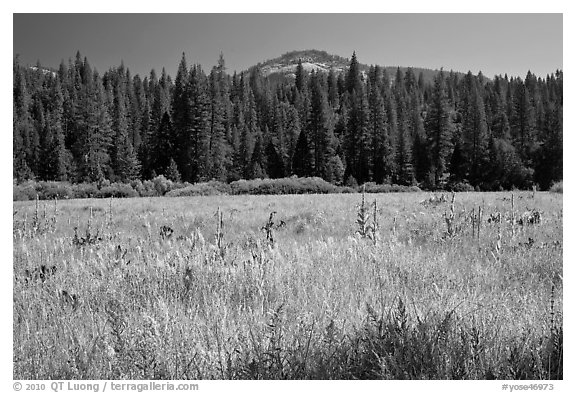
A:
[248, 49, 461, 85]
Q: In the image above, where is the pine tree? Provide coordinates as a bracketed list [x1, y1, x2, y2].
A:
[171, 53, 190, 171]
[534, 97, 562, 189]
[449, 138, 467, 184]
[284, 106, 301, 174]
[292, 129, 313, 177]
[150, 68, 171, 136]
[208, 56, 230, 181]
[307, 71, 333, 177]
[265, 140, 285, 178]
[40, 78, 70, 180]
[384, 88, 399, 181]
[325, 155, 345, 185]
[395, 94, 414, 185]
[13, 59, 36, 180]
[185, 65, 211, 182]
[75, 68, 114, 182]
[346, 51, 362, 95]
[295, 58, 306, 93]
[150, 112, 174, 175]
[271, 99, 288, 170]
[111, 72, 140, 181]
[11, 51, 562, 191]
[368, 66, 392, 183]
[125, 69, 141, 151]
[425, 69, 454, 188]
[408, 89, 428, 184]
[327, 68, 339, 109]
[489, 76, 512, 141]
[250, 133, 266, 179]
[229, 123, 242, 181]
[460, 72, 489, 186]
[510, 78, 536, 163]
[138, 77, 152, 178]
[165, 158, 181, 182]
[345, 89, 372, 184]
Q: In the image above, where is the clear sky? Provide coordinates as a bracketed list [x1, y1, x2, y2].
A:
[13, 13, 562, 80]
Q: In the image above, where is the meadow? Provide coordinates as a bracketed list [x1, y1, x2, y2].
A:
[13, 191, 563, 380]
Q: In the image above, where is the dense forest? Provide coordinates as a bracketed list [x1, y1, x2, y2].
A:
[13, 51, 563, 191]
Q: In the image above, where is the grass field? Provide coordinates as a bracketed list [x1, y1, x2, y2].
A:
[13, 191, 563, 380]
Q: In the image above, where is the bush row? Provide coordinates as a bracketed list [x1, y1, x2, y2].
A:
[13, 176, 423, 201]
[549, 181, 563, 193]
[13, 176, 186, 201]
[166, 178, 422, 197]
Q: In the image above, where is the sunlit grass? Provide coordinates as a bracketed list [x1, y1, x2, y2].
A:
[13, 192, 562, 379]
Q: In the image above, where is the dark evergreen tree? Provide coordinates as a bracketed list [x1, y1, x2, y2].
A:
[208, 54, 230, 181]
[185, 65, 211, 182]
[284, 106, 301, 174]
[75, 68, 114, 182]
[408, 90, 428, 184]
[425, 70, 454, 188]
[165, 158, 181, 182]
[39, 78, 70, 180]
[346, 51, 362, 95]
[345, 89, 372, 184]
[368, 66, 392, 183]
[250, 133, 266, 179]
[327, 68, 339, 109]
[460, 72, 489, 186]
[13, 58, 37, 180]
[395, 94, 414, 185]
[265, 140, 285, 178]
[295, 59, 306, 93]
[240, 89, 259, 179]
[271, 99, 288, 169]
[12, 51, 562, 192]
[150, 112, 174, 176]
[111, 72, 140, 181]
[307, 71, 334, 176]
[172, 53, 190, 171]
[510, 78, 536, 163]
[292, 129, 313, 177]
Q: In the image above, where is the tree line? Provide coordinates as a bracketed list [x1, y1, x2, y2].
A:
[13, 51, 563, 190]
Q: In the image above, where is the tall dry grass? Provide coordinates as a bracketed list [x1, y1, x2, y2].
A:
[13, 192, 562, 379]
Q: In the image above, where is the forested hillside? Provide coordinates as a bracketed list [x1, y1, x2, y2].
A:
[13, 51, 563, 190]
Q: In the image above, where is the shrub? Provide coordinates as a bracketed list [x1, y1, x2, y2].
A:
[345, 175, 358, 188]
[71, 183, 99, 199]
[138, 180, 159, 197]
[230, 177, 337, 195]
[165, 159, 182, 182]
[325, 156, 345, 185]
[549, 181, 563, 193]
[298, 177, 338, 194]
[12, 178, 424, 201]
[130, 179, 143, 189]
[166, 181, 231, 197]
[447, 181, 475, 192]
[361, 182, 422, 193]
[13, 180, 39, 201]
[509, 164, 534, 190]
[152, 175, 173, 196]
[131, 181, 145, 197]
[13, 181, 77, 201]
[36, 181, 75, 200]
[407, 185, 423, 192]
[337, 186, 358, 194]
[230, 179, 258, 195]
[97, 183, 138, 198]
[204, 180, 232, 194]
